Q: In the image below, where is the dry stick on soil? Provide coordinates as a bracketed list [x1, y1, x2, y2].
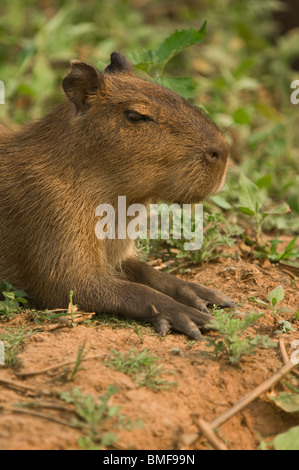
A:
[279, 338, 299, 378]
[195, 418, 228, 450]
[279, 337, 289, 365]
[15, 353, 103, 378]
[25, 312, 93, 335]
[43, 312, 94, 331]
[211, 361, 297, 430]
[0, 377, 52, 396]
[20, 400, 74, 413]
[1, 405, 74, 428]
[278, 262, 299, 279]
[191, 360, 298, 447]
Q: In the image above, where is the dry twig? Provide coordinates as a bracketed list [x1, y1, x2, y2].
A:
[15, 353, 102, 377]
[1, 404, 74, 428]
[193, 417, 228, 450]
[0, 377, 51, 396]
[190, 360, 298, 447]
[279, 337, 289, 365]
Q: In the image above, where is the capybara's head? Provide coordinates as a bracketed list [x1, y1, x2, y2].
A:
[62, 52, 229, 204]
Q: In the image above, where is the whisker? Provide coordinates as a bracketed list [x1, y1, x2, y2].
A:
[227, 165, 241, 176]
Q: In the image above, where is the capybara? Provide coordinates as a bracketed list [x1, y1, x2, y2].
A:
[0, 52, 234, 339]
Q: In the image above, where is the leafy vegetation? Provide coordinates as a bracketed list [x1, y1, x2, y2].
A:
[0, 281, 27, 317]
[205, 310, 277, 364]
[0, 0, 298, 451]
[60, 386, 142, 450]
[260, 374, 299, 450]
[104, 348, 176, 390]
[150, 210, 242, 265]
[0, 0, 298, 264]
[249, 285, 296, 333]
[0, 326, 33, 366]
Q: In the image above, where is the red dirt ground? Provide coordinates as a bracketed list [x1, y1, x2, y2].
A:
[0, 253, 298, 450]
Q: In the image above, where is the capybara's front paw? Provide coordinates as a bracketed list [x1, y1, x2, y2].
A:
[174, 281, 236, 312]
[149, 301, 215, 340]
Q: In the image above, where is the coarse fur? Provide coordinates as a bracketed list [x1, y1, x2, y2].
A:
[0, 53, 233, 339]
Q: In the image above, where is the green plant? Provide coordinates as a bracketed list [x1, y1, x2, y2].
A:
[127, 24, 207, 98]
[265, 375, 299, 450]
[150, 211, 242, 265]
[69, 290, 74, 315]
[237, 173, 290, 240]
[68, 341, 87, 382]
[205, 310, 276, 365]
[104, 348, 176, 390]
[26, 309, 73, 326]
[276, 320, 296, 334]
[254, 236, 299, 262]
[194, 212, 242, 263]
[249, 285, 289, 331]
[268, 375, 299, 413]
[272, 426, 299, 450]
[60, 386, 142, 450]
[0, 326, 33, 367]
[0, 281, 27, 317]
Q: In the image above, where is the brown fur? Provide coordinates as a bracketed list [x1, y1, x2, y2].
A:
[0, 53, 232, 339]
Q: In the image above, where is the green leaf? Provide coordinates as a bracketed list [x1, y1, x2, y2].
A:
[279, 236, 299, 260]
[209, 195, 233, 210]
[269, 237, 281, 254]
[233, 108, 251, 125]
[288, 194, 299, 214]
[247, 123, 285, 147]
[100, 432, 118, 448]
[256, 174, 272, 190]
[238, 206, 255, 216]
[248, 297, 271, 309]
[2, 291, 15, 301]
[267, 285, 284, 305]
[265, 137, 286, 157]
[11, 289, 27, 298]
[154, 23, 207, 65]
[0, 280, 16, 293]
[262, 202, 290, 216]
[277, 320, 296, 333]
[273, 426, 299, 450]
[127, 49, 155, 67]
[160, 77, 196, 99]
[266, 236, 299, 262]
[238, 173, 262, 216]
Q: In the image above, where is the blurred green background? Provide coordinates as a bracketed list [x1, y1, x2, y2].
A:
[0, 0, 299, 253]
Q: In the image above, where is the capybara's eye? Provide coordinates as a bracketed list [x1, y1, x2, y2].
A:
[124, 110, 153, 123]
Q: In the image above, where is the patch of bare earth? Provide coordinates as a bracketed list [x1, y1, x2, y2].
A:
[0, 256, 298, 450]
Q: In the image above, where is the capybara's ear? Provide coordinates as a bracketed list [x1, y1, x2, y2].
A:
[104, 52, 135, 75]
[62, 60, 102, 111]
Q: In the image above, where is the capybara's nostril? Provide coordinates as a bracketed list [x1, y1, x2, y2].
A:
[207, 138, 229, 163]
[210, 150, 219, 160]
